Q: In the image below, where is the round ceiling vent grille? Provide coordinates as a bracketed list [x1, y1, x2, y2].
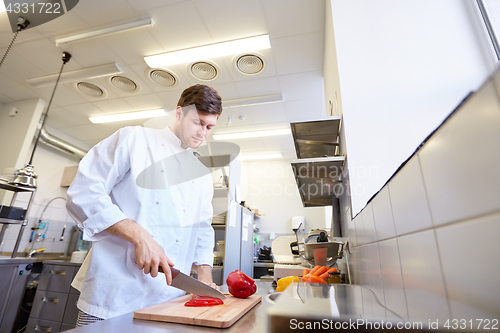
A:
[110, 76, 138, 92]
[149, 69, 178, 87]
[236, 54, 265, 75]
[190, 62, 218, 81]
[76, 82, 104, 97]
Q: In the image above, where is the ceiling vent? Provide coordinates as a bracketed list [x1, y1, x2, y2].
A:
[189, 62, 218, 81]
[235, 54, 265, 75]
[148, 69, 178, 87]
[110, 76, 139, 92]
[76, 82, 105, 97]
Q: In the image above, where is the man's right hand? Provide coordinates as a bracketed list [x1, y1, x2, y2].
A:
[134, 233, 175, 284]
[105, 219, 175, 285]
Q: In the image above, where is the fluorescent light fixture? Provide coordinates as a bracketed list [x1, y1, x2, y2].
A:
[27, 63, 124, 88]
[145, 34, 271, 67]
[55, 18, 154, 45]
[89, 109, 166, 124]
[213, 128, 291, 140]
[223, 94, 283, 109]
[238, 153, 283, 160]
[0, 2, 5, 13]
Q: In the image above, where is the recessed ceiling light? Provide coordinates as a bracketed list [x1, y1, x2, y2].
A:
[222, 94, 283, 109]
[55, 18, 154, 45]
[26, 63, 124, 88]
[144, 35, 271, 67]
[237, 153, 283, 160]
[213, 128, 291, 140]
[89, 109, 166, 124]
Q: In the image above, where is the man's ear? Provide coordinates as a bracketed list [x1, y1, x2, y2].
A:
[175, 106, 183, 120]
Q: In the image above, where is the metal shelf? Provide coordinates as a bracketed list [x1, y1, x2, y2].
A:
[290, 116, 341, 159]
[290, 116, 345, 207]
[0, 180, 36, 193]
[0, 218, 28, 225]
[0, 179, 37, 258]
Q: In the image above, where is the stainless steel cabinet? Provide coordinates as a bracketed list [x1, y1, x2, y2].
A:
[26, 261, 81, 333]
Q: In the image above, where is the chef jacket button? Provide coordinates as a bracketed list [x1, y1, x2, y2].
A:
[161, 169, 164, 173]
[156, 201, 159, 204]
[176, 239, 179, 243]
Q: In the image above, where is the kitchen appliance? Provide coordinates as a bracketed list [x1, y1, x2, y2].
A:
[134, 294, 261, 328]
[0, 258, 36, 333]
[271, 236, 309, 280]
[294, 226, 346, 267]
[158, 267, 225, 300]
[257, 246, 272, 261]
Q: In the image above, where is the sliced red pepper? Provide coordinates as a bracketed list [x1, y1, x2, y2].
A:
[226, 270, 257, 298]
[184, 296, 224, 307]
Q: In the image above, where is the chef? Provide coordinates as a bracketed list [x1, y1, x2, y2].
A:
[66, 84, 222, 326]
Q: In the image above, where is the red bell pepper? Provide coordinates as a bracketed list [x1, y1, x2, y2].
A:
[226, 270, 257, 298]
[184, 296, 224, 307]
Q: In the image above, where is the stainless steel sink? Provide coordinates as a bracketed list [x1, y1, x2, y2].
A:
[265, 292, 280, 304]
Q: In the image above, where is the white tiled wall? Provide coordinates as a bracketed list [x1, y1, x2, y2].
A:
[378, 238, 408, 321]
[419, 81, 500, 227]
[389, 156, 433, 235]
[339, 68, 500, 322]
[436, 212, 500, 320]
[372, 186, 396, 240]
[361, 204, 377, 244]
[398, 230, 450, 322]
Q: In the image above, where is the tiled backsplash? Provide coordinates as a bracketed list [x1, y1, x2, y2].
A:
[339, 67, 500, 321]
[0, 198, 77, 256]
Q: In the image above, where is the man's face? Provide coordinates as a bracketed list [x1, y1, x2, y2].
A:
[176, 106, 218, 149]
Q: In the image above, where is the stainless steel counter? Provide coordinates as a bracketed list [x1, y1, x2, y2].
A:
[64, 281, 274, 333]
[0, 257, 37, 265]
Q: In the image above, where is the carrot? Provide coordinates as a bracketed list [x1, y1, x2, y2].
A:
[302, 269, 309, 277]
[314, 266, 328, 276]
[327, 267, 338, 273]
[309, 265, 321, 275]
[319, 271, 330, 279]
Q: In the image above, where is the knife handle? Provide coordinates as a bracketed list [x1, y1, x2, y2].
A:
[158, 266, 180, 279]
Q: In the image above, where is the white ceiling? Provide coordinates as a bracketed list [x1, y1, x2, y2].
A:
[0, 0, 327, 159]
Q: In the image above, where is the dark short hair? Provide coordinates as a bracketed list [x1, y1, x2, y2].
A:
[177, 84, 222, 116]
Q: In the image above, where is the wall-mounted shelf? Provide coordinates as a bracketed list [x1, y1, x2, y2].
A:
[290, 116, 345, 207]
[291, 156, 345, 207]
[290, 116, 341, 159]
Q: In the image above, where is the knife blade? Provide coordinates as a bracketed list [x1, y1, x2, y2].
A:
[159, 266, 226, 300]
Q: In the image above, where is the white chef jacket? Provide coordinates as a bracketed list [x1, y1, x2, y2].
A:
[66, 126, 215, 319]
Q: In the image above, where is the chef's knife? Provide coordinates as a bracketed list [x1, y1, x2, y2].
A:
[159, 266, 226, 300]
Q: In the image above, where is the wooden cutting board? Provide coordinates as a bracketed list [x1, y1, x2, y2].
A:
[133, 294, 262, 328]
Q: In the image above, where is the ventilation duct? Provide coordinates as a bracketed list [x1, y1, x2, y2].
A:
[39, 126, 87, 159]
